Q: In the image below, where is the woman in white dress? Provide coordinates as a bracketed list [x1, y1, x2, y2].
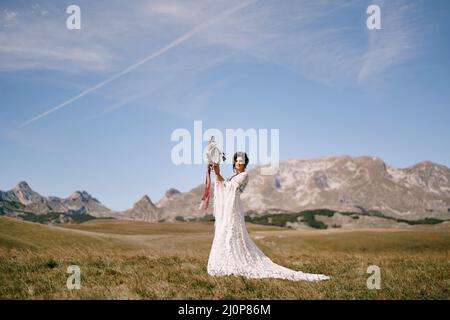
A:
[207, 151, 330, 281]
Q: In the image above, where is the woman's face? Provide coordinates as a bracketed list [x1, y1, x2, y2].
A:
[235, 156, 246, 173]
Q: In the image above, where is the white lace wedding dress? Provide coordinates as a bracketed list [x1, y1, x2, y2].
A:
[207, 171, 330, 281]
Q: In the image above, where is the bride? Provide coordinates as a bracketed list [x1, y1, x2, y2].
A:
[207, 151, 330, 281]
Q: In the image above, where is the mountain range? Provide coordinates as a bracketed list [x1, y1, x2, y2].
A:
[1, 155, 450, 224]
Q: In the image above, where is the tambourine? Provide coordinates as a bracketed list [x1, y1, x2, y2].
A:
[199, 136, 226, 211]
[205, 136, 226, 166]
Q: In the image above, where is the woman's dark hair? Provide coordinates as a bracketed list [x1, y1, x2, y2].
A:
[232, 152, 249, 172]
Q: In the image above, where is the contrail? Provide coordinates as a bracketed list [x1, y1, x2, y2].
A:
[86, 90, 152, 122]
[89, 50, 238, 120]
[19, 0, 256, 128]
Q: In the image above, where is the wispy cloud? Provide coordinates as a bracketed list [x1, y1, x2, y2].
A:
[17, 0, 257, 128]
[88, 50, 237, 120]
[0, 9, 18, 27]
[358, 1, 424, 82]
[0, 6, 114, 72]
[1, 0, 428, 128]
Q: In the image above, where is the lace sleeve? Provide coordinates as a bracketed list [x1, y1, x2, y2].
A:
[231, 172, 249, 193]
[215, 172, 249, 192]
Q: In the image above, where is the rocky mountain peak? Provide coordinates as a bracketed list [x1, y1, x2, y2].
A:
[158, 155, 450, 221]
[119, 195, 161, 222]
[9, 181, 44, 205]
[129, 195, 158, 212]
[165, 188, 181, 198]
[409, 160, 448, 173]
[1, 155, 449, 224]
[136, 195, 155, 206]
[68, 191, 98, 203]
[1, 182, 110, 217]
[12, 181, 32, 192]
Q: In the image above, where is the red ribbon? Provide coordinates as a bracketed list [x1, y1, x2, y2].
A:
[199, 164, 211, 210]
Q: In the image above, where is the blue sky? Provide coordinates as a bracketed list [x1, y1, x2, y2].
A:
[0, 0, 449, 210]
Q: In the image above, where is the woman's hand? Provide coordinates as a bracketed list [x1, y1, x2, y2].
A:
[213, 164, 224, 182]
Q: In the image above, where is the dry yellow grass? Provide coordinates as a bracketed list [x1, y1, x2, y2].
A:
[0, 216, 449, 299]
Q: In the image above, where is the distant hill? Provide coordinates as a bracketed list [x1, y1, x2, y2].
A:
[159, 156, 450, 221]
[1, 155, 450, 225]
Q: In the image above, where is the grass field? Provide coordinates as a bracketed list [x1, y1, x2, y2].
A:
[0, 216, 449, 299]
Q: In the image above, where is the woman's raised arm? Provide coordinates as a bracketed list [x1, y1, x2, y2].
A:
[213, 164, 224, 182]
